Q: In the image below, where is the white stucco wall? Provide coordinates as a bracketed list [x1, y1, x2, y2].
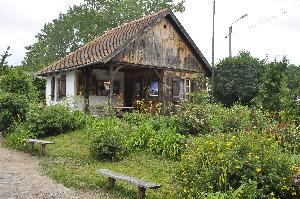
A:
[45, 71, 76, 107]
[45, 69, 124, 110]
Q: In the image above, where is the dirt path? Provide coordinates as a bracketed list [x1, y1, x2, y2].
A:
[0, 139, 118, 199]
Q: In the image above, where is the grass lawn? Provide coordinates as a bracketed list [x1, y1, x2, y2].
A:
[40, 129, 178, 199]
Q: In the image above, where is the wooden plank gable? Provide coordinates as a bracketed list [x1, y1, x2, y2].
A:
[112, 18, 204, 72]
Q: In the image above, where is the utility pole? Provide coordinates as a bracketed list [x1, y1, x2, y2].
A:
[229, 26, 232, 57]
[211, 0, 216, 103]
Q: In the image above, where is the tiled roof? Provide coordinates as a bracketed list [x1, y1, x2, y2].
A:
[39, 9, 170, 75]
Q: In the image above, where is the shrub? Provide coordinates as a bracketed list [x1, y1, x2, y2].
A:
[212, 104, 252, 134]
[0, 93, 29, 135]
[148, 128, 188, 159]
[175, 102, 252, 135]
[123, 111, 152, 126]
[127, 122, 156, 150]
[249, 107, 273, 131]
[4, 123, 36, 150]
[90, 117, 129, 161]
[26, 104, 85, 137]
[0, 69, 37, 101]
[174, 132, 299, 198]
[175, 102, 212, 135]
[266, 122, 300, 153]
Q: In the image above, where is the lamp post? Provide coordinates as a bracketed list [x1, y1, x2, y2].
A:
[228, 14, 248, 57]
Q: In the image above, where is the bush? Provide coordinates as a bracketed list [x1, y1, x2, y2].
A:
[90, 117, 129, 161]
[175, 102, 252, 135]
[175, 102, 212, 135]
[0, 69, 37, 101]
[123, 111, 152, 126]
[4, 123, 36, 149]
[0, 93, 29, 135]
[266, 122, 300, 153]
[249, 108, 273, 131]
[148, 128, 188, 159]
[174, 132, 299, 198]
[26, 104, 85, 137]
[127, 122, 156, 150]
[212, 104, 251, 134]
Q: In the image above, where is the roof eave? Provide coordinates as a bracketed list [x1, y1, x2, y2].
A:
[36, 60, 105, 76]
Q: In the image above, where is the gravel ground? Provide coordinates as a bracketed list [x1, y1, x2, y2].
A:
[0, 139, 118, 199]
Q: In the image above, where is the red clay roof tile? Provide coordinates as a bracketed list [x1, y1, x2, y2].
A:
[40, 9, 169, 74]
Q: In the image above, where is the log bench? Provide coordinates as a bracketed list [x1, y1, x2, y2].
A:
[23, 139, 54, 155]
[97, 169, 161, 199]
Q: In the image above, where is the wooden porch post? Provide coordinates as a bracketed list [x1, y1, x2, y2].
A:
[82, 67, 92, 113]
[108, 64, 114, 110]
[161, 70, 167, 114]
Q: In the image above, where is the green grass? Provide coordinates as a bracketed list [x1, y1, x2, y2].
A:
[41, 129, 178, 199]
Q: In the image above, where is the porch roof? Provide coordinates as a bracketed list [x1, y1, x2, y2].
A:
[38, 9, 212, 76]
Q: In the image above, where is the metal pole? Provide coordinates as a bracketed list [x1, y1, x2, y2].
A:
[211, 0, 216, 103]
[229, 26, 232, 57]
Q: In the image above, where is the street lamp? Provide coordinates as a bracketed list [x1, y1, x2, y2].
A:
[228, 14, 248, 57]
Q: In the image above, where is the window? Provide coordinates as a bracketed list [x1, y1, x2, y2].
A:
[95, 80, 120, 96]
[186, 79, 191, 100]
[57, 75, 66, 100]
[135, 80, 141, 97]
[172, 77, 191, 102]
[50, 77, 55, 101]
[76, 73, 96, 96]
[149, 80, 159, 97]
[96, 80, 108, 96]
[113, 81, 120, 96]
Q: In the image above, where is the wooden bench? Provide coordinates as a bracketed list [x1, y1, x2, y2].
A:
[23, 139, 54, 155]
[97, 169, 161, 199]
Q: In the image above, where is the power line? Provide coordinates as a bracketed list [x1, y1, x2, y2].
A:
[247, 10, 288, 29]
[225, 4, 300, 37]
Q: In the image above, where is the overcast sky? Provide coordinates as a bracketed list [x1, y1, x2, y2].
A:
[1, 0, 300, 66]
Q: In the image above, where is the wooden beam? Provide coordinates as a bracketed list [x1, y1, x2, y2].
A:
[154, 69, 162, 81]
[82, 67, 93, 113]
[161, 70, 167, 115]
[108, 64, 114, 110]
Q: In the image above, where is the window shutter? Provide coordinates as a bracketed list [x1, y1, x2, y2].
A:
[192, 79, 199, 92]
[172, 77, 180, 102]
[76, 73, 83, 95]
[57, 78, 61, 100]
[50, 77, 55, 101]
[60, 75, 66, 98]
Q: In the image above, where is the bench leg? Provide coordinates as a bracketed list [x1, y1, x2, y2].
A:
[108, 177, 116, 189]
[137, 187, 146, 199]
[40, 144, 46, 155]
[28, 142, 34, 151]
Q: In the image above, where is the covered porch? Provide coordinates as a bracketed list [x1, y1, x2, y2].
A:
[77, 61, 168, 114]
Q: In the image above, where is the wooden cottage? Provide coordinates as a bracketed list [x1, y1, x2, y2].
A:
[38, 9, 212, 113]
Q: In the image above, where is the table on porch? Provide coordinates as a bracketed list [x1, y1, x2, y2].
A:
[113, 106, 135, 112]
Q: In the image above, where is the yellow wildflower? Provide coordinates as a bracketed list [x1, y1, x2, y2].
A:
[256, 168, 262, 173]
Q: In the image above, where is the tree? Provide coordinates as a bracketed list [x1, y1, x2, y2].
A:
[22, 0, 185, 71]
[255, 58, 292, 112]
[286, 64, 300, 100]
[0, 46, 12, 75]
[213, 51, 266, 106]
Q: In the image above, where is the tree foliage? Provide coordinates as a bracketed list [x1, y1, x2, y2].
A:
[0, 46, 12, 75]
[255, 58, 293, 113]
[214, 51, 266, 106]
[0, 68, 38, 101]
[22, 0, 185, 71]
[286, 64, 300, 100]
